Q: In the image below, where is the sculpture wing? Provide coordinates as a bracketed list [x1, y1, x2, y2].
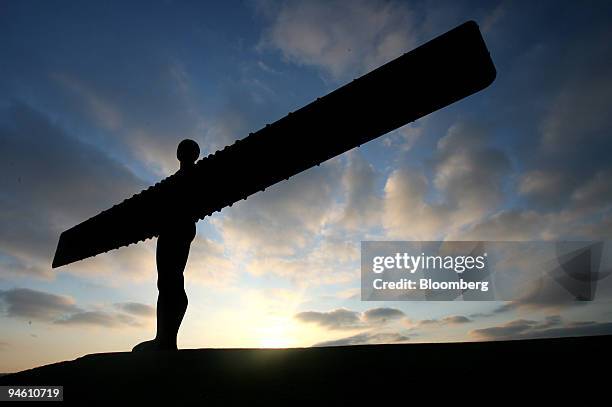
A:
[52, 20, 496, 268]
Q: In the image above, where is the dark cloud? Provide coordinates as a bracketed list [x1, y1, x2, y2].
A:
[362, 307, 405, 324]
[540, 315, 563, 328]
[471, 316, 612, 341]
[471, 319, 542, 340]
[295, 307, 407, 330]
[0, 288, 80, 321]
[482, 4, 612, 218]
[314, 332, 409, 347]
[295, 308, 361, 330]
[570, 170, 612, 213]
[0, 103, 143, 276]
[468, 312, 495, 319]
[441, 315, 471, 324]
[418, 319, 439, 326]
[113, 302, 155, 317]
[0, 287, 151, 328]
[417, 315, 472, 326]
[492, 270, 596, 315]
[433, 4, 612, 243]
[55, 311, 142, 328]
[574, 213, 612, 239]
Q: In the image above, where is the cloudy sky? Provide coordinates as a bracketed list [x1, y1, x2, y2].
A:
[1, 0, 612, 372]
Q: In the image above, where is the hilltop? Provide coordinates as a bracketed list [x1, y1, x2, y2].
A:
[1, 336, 610, 404]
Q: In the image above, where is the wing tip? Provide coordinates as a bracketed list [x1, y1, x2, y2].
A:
[52, 233, 69, 269]
[51, 254, 66, 269]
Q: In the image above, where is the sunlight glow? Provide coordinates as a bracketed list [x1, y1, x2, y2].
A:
[257, 320, 293, 348]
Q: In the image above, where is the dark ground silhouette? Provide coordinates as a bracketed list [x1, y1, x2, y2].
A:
[1, 336, 609, 404]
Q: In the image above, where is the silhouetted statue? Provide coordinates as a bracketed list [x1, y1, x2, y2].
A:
[50, 21, 497, 352]
[132, 140, 199, 351]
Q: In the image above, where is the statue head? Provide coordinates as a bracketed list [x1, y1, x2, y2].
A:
[177, 139, 200, 169]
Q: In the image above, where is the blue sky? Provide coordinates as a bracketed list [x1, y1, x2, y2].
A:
[1, 0, 612, 372]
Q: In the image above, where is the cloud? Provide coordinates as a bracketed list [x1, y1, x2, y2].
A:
[295, 308, 361, 330]
[2, 0, 612, 355]
[216, 152, 383, 285]
[216, 161, 342, 257]
[462, 190, 612, 242]
[54, 311, 143, 328]
[383, 121, 511, 239]
[492, 281, 590, 315]
[382, 168, 445, 239]
[184, 236, 237, 287]
[314, 331, 409, 347]
[362, 307, 405, 324]
[61, 240, 157, 281]
[0, 287, 153, 328]
[432, 122, 511, 223]
[3, 4, 286, 179]
[574, 212, 612, 239]
[383, 122, 424, 151]
[441, 315, 472, 324]
[295, 307, 407, 330]
[0, 288, 80, 321]
[501, 23, 612, 219]
[518, 170, 566, 206]
[259, 0, 417, 79]
[0, 103, 144, 277]
[540, 67, 612, 154]
[337, 151, 381, 230]
[245, 253, 356, 286]
[481, 2, 506, 33]
[376, 4, 612, 247]
[53, 61, 208, 175]
[460, 209, 549, 241]
[417, 315, 472, 327]
[412, 4, 612, 246]
[470, 316, 612, 341]
[113, 302, 155, 317]
[239, 229, 360, 286]
[471, 319, 548, 340]
[570, 170, 612, 212]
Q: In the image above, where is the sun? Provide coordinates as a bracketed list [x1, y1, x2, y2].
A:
[259, 336, 292, 349]
[257, 322, 293, 348]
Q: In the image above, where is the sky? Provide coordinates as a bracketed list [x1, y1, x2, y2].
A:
[1, 0, 612, 372]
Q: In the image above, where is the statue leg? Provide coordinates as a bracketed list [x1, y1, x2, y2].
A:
[133, 224, 194, 352]
[155, 237, 190, 350]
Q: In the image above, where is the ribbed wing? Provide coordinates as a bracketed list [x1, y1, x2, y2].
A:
[52, 20, 496, 268]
